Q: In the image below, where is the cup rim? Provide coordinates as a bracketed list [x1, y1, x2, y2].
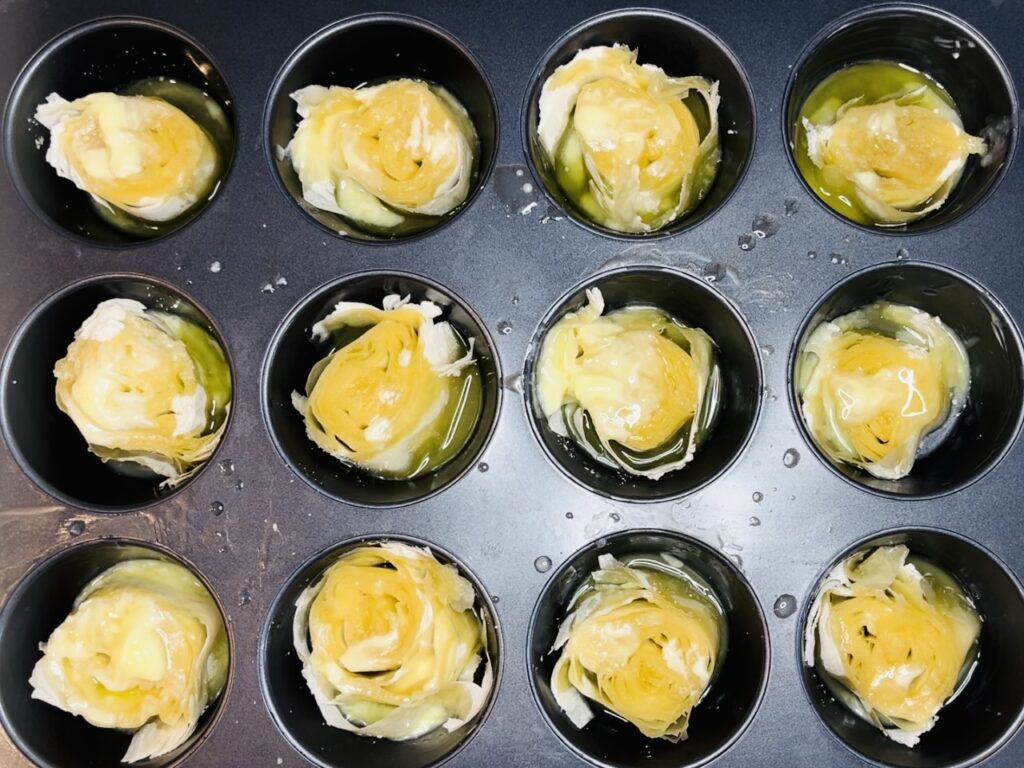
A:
[257, 532, 503, 768]
[261, 12, 500, 245]
[778, 1, 1019, 237]
[260, 268, 503, 508]
[525, 527, 771, 768]
[519, 6, 756, 242]
[522, 263, 763, 503]
[0, 535, 235, 768]
[0, 271, 237, 514]
[786, 259, 1024, 500]
[795, 524, 1024, 768]
[2, 14, 238, 250]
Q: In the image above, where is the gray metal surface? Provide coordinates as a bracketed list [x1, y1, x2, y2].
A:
[1, 0, 1022, 766]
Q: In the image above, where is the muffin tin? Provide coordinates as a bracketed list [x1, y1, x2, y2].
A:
[0, 539, 234, 768]
[1, 1, 1023, 766]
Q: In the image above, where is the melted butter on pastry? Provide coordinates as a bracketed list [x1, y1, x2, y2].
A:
[796, 302, 969, 480]
[804, 545, 981, 747]
[535, 287, 717, 479]
[291, 294, 476, 477]
[799, 61, 987, 225]
[551, 553, 722, 741]
[35, 92, 219, 221]
[537, 45, 719, 233]
[286, 80, 476, 229]
[293, 542, 492, 740]
[54, 299, 231, 487]
[29, 560, 229, 763]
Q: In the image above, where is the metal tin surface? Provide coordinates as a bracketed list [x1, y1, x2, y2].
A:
[1, 1, 1022, 766]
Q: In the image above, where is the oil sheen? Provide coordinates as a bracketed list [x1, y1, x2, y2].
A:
[813, 550, 980, 744]
[537, 290, 722, 480]
[94, 78, 232, 237]
[552, 551, 727, 740]
[553, 90, 719, 229]
[312, 321, 482, 479]
[794, 61, 972, 226]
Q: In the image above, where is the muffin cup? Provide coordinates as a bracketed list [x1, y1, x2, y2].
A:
[782, 3, 1017, 233]
[262, 270, 501, 507]
[264, 13, 498, 243]
[259, 533, 502, 768]
[799, 527, 1024, 767]
[0, 538, 233, 768]
[528, 529, 769, 768]
[523, 265, 761, 502]
[788, 261, 1024, 499]
[522, 8, 755, 240]
[0, 273, 235, 512]
[3, 16, 236, 246]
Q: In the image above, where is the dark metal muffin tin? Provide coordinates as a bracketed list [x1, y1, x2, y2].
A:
[800, 528, 1024, 768]
[0, 539, 234, 768]
[528, 529, 769, 768]
[1, 274, 235, 512]
[3, 17, 236, 245]
[1, 0, 1023, 766]
[260, 533, 502, 768]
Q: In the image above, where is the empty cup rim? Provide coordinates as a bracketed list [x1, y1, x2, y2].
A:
[0, 271, 237, 513]
[260, 268, 503, 508]
[796, 524, 1024, 768]
[526, 527, 771, 768]
[2, 14, 238, 249]
[0, 535, 235, 768]
[779, 2, 1019, 237]
[786, 259, 1024, 500]
[522, 263, 763, 503]
[520, 6, 756, 242]
[257, 531, 503, 768]
[262, 12, 500, 245]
